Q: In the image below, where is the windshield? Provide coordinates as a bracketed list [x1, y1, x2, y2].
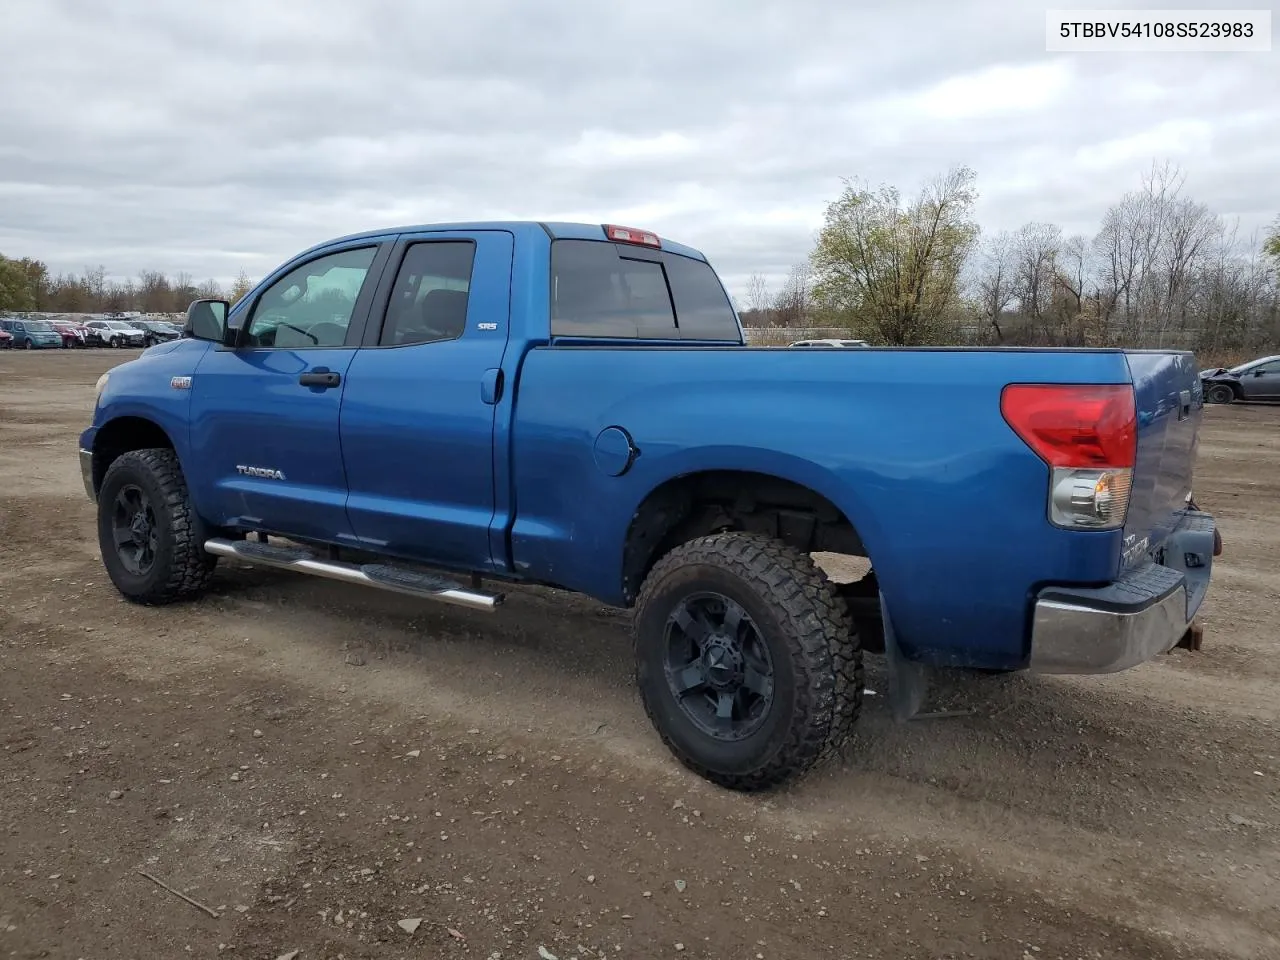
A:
[106, 321, 134, 329]
[26, 321, 54, 332]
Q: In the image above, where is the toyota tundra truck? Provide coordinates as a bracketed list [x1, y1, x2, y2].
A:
[78, 220, 1218, 790]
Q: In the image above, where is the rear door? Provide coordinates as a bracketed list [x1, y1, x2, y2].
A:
[1120, 351, 1202, 568]
[339, 230, 514, 572]
[187, 239, 392, 542]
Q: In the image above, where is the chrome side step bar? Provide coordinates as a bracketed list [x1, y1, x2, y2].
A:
[203, 537, 503, 612]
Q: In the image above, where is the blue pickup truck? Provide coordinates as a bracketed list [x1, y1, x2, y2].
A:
[79, 221, 1219, 790]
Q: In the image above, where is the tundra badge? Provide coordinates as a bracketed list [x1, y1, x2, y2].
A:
[236, 465, 286, 480]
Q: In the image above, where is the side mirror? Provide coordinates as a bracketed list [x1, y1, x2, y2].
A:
[185, 298, 231, 343]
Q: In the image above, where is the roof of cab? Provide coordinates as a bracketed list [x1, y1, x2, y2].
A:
[301, 221, 708, 262]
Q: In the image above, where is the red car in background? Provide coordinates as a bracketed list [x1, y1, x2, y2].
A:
[48, 319, 91, 347]
[45, 323, 90, 350]
[0, 327, 11, 349]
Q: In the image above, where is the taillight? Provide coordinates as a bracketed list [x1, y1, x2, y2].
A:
[1001, 384, 1137, 530]
[603, 224, 661, 248]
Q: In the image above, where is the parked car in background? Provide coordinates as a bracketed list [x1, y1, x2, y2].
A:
[84, 319, 148, 349]
[0, 317, 64, 349]
[0, 326, 12, 348]
[48, 319, 90, 348]
[132, 319, 183, 346]
[1200, 355, 1280, 404]
[789, 338, 870, 348]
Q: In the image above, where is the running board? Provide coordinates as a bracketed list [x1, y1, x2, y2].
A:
[203, 537, 503, 612]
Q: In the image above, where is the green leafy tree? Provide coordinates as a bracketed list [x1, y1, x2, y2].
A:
[230, 269, 254, 305]
[1264, 216, 1280, 261]
[810, 166, 980, 345]
[0, 256, 35, 311]
[0, 254, 50, 312]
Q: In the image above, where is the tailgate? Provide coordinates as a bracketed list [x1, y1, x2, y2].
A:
[1120, 351, 1201, 570]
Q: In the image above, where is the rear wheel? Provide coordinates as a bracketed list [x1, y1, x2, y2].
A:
[1206, 383, 1235, 404]
[97, 448, 217, 605]
[634, 532, 862, 791]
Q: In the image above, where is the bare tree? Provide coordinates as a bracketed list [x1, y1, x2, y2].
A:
[974, 230, 1016, 340]
[773, 264, 810, 327]
[745, 273, 771, 316]
[1012, 222, 1062, 329]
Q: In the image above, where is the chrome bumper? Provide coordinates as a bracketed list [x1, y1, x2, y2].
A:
[79, 448, 95, 502]
[1029, 511, 1216, 674]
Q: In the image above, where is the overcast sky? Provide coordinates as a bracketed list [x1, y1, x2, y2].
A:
[1, 0, 1276, 301]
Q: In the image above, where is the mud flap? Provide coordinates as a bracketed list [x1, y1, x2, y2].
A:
[1174, 620, 1204, 652]
[881, 592, 972, 722]
[882, 591, 927, 722]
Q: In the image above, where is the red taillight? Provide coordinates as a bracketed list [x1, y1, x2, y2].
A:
[1000, 384, 1136, 469]
[603, 224, 661, 248]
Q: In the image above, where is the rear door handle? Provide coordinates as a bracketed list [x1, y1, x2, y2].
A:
[299, 370, 341, 388]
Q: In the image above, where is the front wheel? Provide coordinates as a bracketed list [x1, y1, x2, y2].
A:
[634, 532, 863, 791]
[24, 338, 35, 350]
[97, 448, 217, 605]
[1206, 383, 1235, 404]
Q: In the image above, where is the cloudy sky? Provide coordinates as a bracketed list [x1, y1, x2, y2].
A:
[1, 0, 1276, 301]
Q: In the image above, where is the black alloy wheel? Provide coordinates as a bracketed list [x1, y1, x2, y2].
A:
[109, 483, 159, 576]
[662, 591, 775, 742]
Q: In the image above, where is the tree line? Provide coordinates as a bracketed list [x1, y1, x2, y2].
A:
[742, 160, 1280, 360]
[5, 159, 1278, 360]
[0, 258, 256, 315]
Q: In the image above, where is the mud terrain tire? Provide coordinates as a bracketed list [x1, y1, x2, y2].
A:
[634, 532, 862, 791]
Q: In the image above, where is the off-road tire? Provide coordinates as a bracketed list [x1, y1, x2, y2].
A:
[97, 448, 217, 605]
[1206, 383, 1235, 405]
[634, 531, 862, 791]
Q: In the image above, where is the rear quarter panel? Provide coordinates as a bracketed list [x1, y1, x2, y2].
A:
[510, 346, 1135, 669]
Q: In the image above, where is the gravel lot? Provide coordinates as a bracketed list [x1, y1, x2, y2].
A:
[1, 350, 1276, 960]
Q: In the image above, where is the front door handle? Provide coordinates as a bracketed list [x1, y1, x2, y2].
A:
[299, 370, 341, 388]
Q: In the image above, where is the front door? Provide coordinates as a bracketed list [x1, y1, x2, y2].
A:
[339, 230, 514, 571]
[187, 240, 392, 542]
[1240, 359, 1280, 400]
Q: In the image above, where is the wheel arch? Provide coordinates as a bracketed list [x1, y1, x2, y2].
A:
[619, 462, 880, 606]
[90, 415, 178, 497]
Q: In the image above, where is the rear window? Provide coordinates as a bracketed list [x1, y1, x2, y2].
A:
[550, 239, 741, 342]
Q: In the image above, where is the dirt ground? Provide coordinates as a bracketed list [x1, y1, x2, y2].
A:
[1, 350, 1276, 960]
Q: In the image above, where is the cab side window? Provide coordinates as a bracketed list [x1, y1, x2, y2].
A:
[245, 246, 378, 348]
[378, 241, 476, 347]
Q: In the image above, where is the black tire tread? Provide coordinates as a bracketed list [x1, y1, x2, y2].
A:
[100, 448, 216, 604]
[634, 531, 863, 790]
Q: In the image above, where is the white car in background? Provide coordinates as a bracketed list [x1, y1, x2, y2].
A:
[788, 338, 869, 348]
[84, 319, 148, 348]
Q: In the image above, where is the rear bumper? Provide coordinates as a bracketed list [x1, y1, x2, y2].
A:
[1029, 510, 1216, 674]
